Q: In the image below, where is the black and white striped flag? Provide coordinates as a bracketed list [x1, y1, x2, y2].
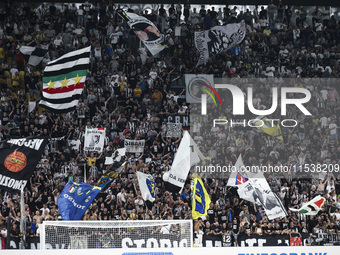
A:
[39, 46, 91, 113]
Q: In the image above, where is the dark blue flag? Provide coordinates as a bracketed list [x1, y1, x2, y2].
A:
[57, 180, 101, 220]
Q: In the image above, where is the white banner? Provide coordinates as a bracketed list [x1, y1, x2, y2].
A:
[84, 127, 105, 153]
[194, 21, 246, 66]
[185, 74, 215, 103]
[124, 139, 145, 153]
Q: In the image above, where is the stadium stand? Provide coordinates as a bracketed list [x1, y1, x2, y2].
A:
[0, 0, 339, 249]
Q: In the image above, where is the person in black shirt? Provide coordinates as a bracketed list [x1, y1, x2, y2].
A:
[243, 223, 252, 237]
[221, 222, 229, 234]
[204, 222, 212, 236]
[274, 223, 282, 235]
[212, 221, 222, 237]
[10, 223, 21, 239]
[219, 209, 228, 224]
[231, 218, 240, 246]
[207, 203, 215, 224]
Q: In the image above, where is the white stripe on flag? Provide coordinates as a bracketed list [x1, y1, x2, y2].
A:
[47, 46, 91, 65]
[40, 100, 79, 110]
[19, 46, 35, 55]
[45, 58, 90, 72]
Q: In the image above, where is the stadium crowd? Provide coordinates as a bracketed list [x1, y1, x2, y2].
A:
[0, 0, 340, 247]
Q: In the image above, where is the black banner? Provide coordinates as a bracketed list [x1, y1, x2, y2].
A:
[203, 233, 309, 247]
[203, 234, 235, 247]
[0, 137, 48, 193]
[163, 115, 190, 130]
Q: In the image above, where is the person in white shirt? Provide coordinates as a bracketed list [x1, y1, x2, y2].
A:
[326, 180, 336, 195]
[329, 119, 338, 140]
[320, 116, 329, 129]
[190, 8, 200, 25]
[160, 225, 171, 234]
[134, 195, 144, 210]
[117, 189, 127, 203]
[320, 87, 328, 101]
[53, 35, 63, 48]
[10, 66, 19, 76]
[76, 6, 84, 27]
[138, 44, 148, 65]
[149, 68, 158, 80]
[73, 25, 83, 36]
[252, 93, 261, 109]
[110, 29, 123, 47]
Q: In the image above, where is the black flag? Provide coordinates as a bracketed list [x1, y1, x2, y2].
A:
[0, 137, 49, 193]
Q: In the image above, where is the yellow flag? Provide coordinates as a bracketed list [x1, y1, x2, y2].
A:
[254, 116, 284, 141]
[191, 175, 211, 220]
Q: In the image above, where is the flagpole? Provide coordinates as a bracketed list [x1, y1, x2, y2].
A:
[20, 186, 26, 249]
[84, 163, 86, 183]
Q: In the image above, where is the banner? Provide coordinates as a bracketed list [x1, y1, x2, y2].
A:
[162, 123, 182, 138]
[124, 139, 145, 153]
[118, 10, 165, 56]
[191, 175, 211, 219]
[84, 126, 105, 153]
[163, 115, 190, 129]
[136, 171, 156, 203]
[203, 233, 308, 247]
[185, 74, 214, 103]
[194, 21, 246, 66]
[163, 131, 205, 193]
[0, 137, 48, 193]
[237, 179, 287, 220]
[57, 180, 101, 220]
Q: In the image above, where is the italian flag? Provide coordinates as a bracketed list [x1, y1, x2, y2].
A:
[289, 196, 325, 215]
[69, 186, 76, 193]
[40, 46, 91, 113]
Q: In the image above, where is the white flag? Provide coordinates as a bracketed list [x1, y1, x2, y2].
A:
[227, 154, 246, 187]
[136, 171, 156, 202]
[105, 148, 126, 165]
[163, 131, 205, 193]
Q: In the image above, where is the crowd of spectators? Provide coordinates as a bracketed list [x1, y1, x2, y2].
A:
[0, 0, 339, 248]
